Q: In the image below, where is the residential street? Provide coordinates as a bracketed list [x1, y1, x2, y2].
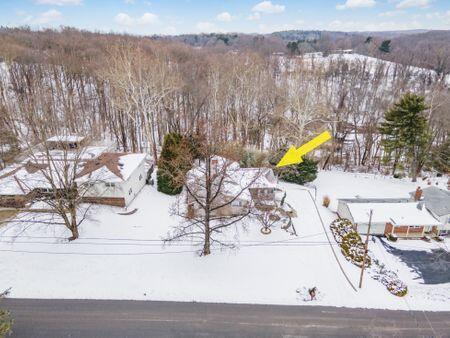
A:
[3, 299, 450, 337]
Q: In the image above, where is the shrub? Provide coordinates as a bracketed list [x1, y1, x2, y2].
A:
[0, 290, 12, 338]
[330, 218, 370, 267]
[387, 234, 398, 242]
[322, 195, 330, 208]
[276, 157, 318, 185]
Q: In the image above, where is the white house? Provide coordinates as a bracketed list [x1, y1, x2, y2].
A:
[77, 152, 148, 207]
[337, 198, 442, 238]
[185, 156, 290, 218]
[0, 148, 147, 208]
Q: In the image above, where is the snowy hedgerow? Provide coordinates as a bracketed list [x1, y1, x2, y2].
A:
[331, 219, 407, 296]
[370, 259, 408, 297]
[331, 221, 371, 268]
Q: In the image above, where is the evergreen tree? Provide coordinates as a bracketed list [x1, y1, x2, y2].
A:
[157, 133, 192, 195]
[287, 41, 299, 55]
[379, 93, 431, 180]
[379, 40, 391, 53]
[276, 157, 318, 185]
[431, 138, 450, 174]
[365, 36, 373, 44]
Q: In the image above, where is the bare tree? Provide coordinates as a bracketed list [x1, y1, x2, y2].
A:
[11, 135, 104, 241]
[166, 145, 263, 256]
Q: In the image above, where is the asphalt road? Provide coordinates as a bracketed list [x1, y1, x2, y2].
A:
[3, 299, 450, 337]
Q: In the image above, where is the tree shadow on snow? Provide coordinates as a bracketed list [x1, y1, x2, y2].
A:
[380, 239, 450, 284]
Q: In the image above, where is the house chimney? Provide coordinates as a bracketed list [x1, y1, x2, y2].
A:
[414, 187, 423, 201]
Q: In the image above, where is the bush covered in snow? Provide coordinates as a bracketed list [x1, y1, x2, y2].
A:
[370, 259, 408, 297]
[330, 218, 408, 297]
[330, 218, 370, 268]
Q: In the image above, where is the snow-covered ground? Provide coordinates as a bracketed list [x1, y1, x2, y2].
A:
[0, 170, 448, 311]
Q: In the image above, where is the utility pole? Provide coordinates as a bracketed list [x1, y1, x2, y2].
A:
[359, 209, 373, 289]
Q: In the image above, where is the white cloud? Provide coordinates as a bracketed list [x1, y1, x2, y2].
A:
[196, 21, 217, 33]
[396, 0, 431, 9]
[336, 0, 376, 10]
[252, 1, 285, 14]
[425, 10, 450, 21]
[379, 10, 404, 17]
[35, 0, 81, 5]
[33, 9, 62, 24]
[114, 12, 159, 26]
[216, 12, 233, 22]
[247, 12, 261, 20]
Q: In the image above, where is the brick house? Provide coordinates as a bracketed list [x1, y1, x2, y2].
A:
[337, 198, 442, 239]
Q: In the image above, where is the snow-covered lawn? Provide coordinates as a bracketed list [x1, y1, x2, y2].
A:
[0, 170, 448, 311]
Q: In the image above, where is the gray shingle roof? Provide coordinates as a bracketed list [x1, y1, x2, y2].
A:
[417, 186, 450, 217]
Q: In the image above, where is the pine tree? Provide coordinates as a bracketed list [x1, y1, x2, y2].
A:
[379, 93, 431, 180]
[287, 41, 299, 55]
[157, 133, 192, 195]
[276, 157, 318, 185]
[379, 40, 391, 53]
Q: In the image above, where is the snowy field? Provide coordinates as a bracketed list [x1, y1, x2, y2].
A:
[0, 170, 449, 311]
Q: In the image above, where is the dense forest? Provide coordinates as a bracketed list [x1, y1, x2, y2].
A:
[0, 27, 448, 178]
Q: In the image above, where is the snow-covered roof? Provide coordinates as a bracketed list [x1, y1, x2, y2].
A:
[347, 202, 441, 226]
[77, 153, 147, 183]
[0, 152, 147, 195]
[186, 156, 279, 201]
[46, 135, 85, 143]
[0, 162, 64, 195]
[30, 146, 109, 162]
[411, 186, 450, 217]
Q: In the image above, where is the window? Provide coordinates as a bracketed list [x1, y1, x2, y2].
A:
[105, 182, 115, 188]
[231, 200, 241, 207]
[129, 188, 133, 195]
[139, 174, 142, 181]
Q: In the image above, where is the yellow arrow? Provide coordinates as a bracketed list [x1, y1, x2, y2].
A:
[276, 131, 332, 168]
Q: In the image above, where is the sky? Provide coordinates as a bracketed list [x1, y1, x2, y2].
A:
[0, 0, 449, 35]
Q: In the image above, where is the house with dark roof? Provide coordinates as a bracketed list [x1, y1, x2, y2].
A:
[0, 135, 149, 209]
[410, 186, 450, 236]
[78, 153, 148, 207]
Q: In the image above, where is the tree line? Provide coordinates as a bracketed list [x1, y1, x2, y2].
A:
[0, 27, 448, 177]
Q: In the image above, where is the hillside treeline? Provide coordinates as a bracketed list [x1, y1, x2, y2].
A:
[0, 27, 448, 175]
